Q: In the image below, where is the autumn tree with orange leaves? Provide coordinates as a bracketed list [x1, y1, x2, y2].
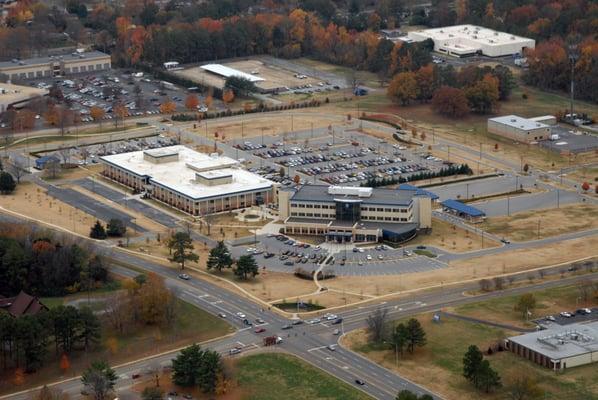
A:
[159, 101, 177, 114]
[222, 90, 235, 104]
[184, 94, 199, 111]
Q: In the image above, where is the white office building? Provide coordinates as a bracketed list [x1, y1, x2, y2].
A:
[488, 115, 552, 143]
[101, 146, 276, 216]
[407, 25, 535, 57]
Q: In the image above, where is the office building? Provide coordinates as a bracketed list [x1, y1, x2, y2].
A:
[488, 115, 552, 143]
[279, 185, 432, 243]
[100, 146, 276, 216]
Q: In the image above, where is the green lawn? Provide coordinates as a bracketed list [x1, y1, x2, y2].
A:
[40, 281, 122, 309]
[235, 353, 373, 400]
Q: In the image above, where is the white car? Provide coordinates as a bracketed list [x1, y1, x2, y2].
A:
[366, 255, 372, 261]
[246, 247, 256, 253]
[307, 318, 321, 324]
[560, 311, 573, 318]
[236, 312, 246, 319]
[218, 312, 227, 318]
[325, 314, 337, 321]
[178, 273, 190, 280]
[378, 255, 384, 260]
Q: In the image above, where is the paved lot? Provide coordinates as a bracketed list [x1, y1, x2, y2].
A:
[534, 307, 598, 326]
[234, 128, 446, 186]
[429, 175, 537, 201]
[538, 126, 598, 154]
[230, 234, 448, 276]
[46, 185, 146, 232]
[472, 190, 583, 217]
[76, 178, 180, 228]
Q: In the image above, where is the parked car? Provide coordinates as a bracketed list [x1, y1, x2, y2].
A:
[560, 311, 573, 318]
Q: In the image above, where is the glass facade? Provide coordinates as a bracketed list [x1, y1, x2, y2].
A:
[335, 200, 361, 222]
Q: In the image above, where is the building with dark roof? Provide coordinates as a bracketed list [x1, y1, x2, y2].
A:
[279, 185, 432, 243]
[0, 51, 111, 81]
[0, 291, 48, 317]
[398, 184, 439, 201]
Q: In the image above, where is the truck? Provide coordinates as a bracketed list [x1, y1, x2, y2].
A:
[263, 336, 283, 346]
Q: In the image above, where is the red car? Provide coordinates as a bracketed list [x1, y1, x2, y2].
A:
[254, 327, 266, 333]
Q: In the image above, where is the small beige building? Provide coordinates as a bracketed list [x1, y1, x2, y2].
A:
[507, 321, 598, 371]
[488, 115, 552, 143]
[0, 51, 111, 81]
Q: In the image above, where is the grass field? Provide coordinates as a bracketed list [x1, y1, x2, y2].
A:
[235, 353, 373, 400]
[408, 218, 499, 252]
[479, 204, 598, 242]
[453, 283, 598, 328]
[345, 308, 598, 400]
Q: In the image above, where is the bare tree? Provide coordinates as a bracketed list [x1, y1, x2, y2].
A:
[479, 279, 492, 292]
[577, 279, 595, 304]
[145, 362, 162, 388]
[44, 159, 62, 179]
[103, 293, 129, 334]
[58, 146, 71, 164]
[493, 276, 505, 291]
[80, 148, 90, 165]
[366, 307, 389, 343]
[8, 156, 27, 183]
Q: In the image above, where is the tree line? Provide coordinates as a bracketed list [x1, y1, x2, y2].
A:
[0, 305, 101, 372]
[362, 164, 472, 188]
[387, 64, 515, 116]
[0, 232, 109, 297]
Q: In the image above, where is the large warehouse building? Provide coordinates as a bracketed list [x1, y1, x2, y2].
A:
[279, 185, 432, 243]
[101, 146, 276, 216]
[407, 25, 535, 57]
[507, 322, 598, 371]
[0, 51, 111, 81]
[488, 115, 552, 143]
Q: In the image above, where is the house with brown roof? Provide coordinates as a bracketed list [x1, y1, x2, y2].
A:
[0, 291, 48, 317]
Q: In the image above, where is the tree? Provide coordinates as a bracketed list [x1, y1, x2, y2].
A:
[366, 307, 388, 342]
[81, 361, 118, 400]
[405, 318, 426, 353]
[8, 157, 27, 184]
[59, 353, 70, 374]
[388, 72, 418, 105]
[159, 101, 177, 114]
[514, 293, 536, 319]
[222, 89, 235, 104]
[134, 273, 176, 325]
[391, 322, 409, 356]
[168, 231, 199, 270]
[0, 171, 16, 194]
[396, 390, 433, 400]
[77, 306, 101, 351]
[113, 103, 128, 127]
[477, 359, 501, 393]
[89, 220, 107, 240]
[185, 94, 200, 111]
[206, 241, 233, 272]
[89, 106, 105, 126]
[172, 344, 223, 393]
[106, 218, 127, 237]
[224, 76, 257, 96]
[506, 373, 544, 400]
[463, 345, 484, 388]
[279, 167, 285, 178]
[465, 74, 499, 114]
[34, 385, 68, 400]
[205, 95, 213, 109]
[141, 387, 163, 400]
[234, 254, 259, 280]
[431, 86, 469, 118]
[581, 181, 590, 191]
[293, 175, 301, 185]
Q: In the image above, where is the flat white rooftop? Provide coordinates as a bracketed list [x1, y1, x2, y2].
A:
[489, 115, 550, 131]
[509, 321, 598, 360]
[101, 145, 273, 200]
[200, 64, 265, 83]
[408, 25, 535, 56]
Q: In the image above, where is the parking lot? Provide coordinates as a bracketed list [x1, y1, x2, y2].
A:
[229, 234, 448, 276]
[538, 126, 598, 154]
[535, 307, 598, 327]
[232, 129, 449, 186]
[17, 69, 225, 127]
[37, 134, 179, 166]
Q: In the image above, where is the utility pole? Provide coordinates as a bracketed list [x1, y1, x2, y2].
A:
[568, 41, 579, 120]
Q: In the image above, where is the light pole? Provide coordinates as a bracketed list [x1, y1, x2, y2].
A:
[568, 41, 579, 121]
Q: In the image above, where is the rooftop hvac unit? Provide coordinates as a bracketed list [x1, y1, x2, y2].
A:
[439, 30, 444, 33]
[473, 35, 478, 39]
[494, 32, 499, 36]
[511, 36, 516, 40]
[449, 34, 454, 37]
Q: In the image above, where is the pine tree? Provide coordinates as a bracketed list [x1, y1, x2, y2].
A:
[89, 220, 107, 240]
[206, 241, 233, 272]
[463, 345, 484, 388]
[234, 254, 259, 280]
[405, 318, 426, 353]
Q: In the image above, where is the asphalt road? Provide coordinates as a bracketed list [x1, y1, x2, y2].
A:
[2, 210, 597, 400]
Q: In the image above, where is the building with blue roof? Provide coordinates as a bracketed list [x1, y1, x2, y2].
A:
[441, 199, 486, 221]
[35, 155, 60, 170]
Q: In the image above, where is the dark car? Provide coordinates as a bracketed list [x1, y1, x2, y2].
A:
[281, 324, 293, 330]
[416, 245, 427, 250]
[291, 319, 304, 325]
[355, 379, 365, 386]
[284, 261, 294, 266]
[332, 318, 343, 325]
